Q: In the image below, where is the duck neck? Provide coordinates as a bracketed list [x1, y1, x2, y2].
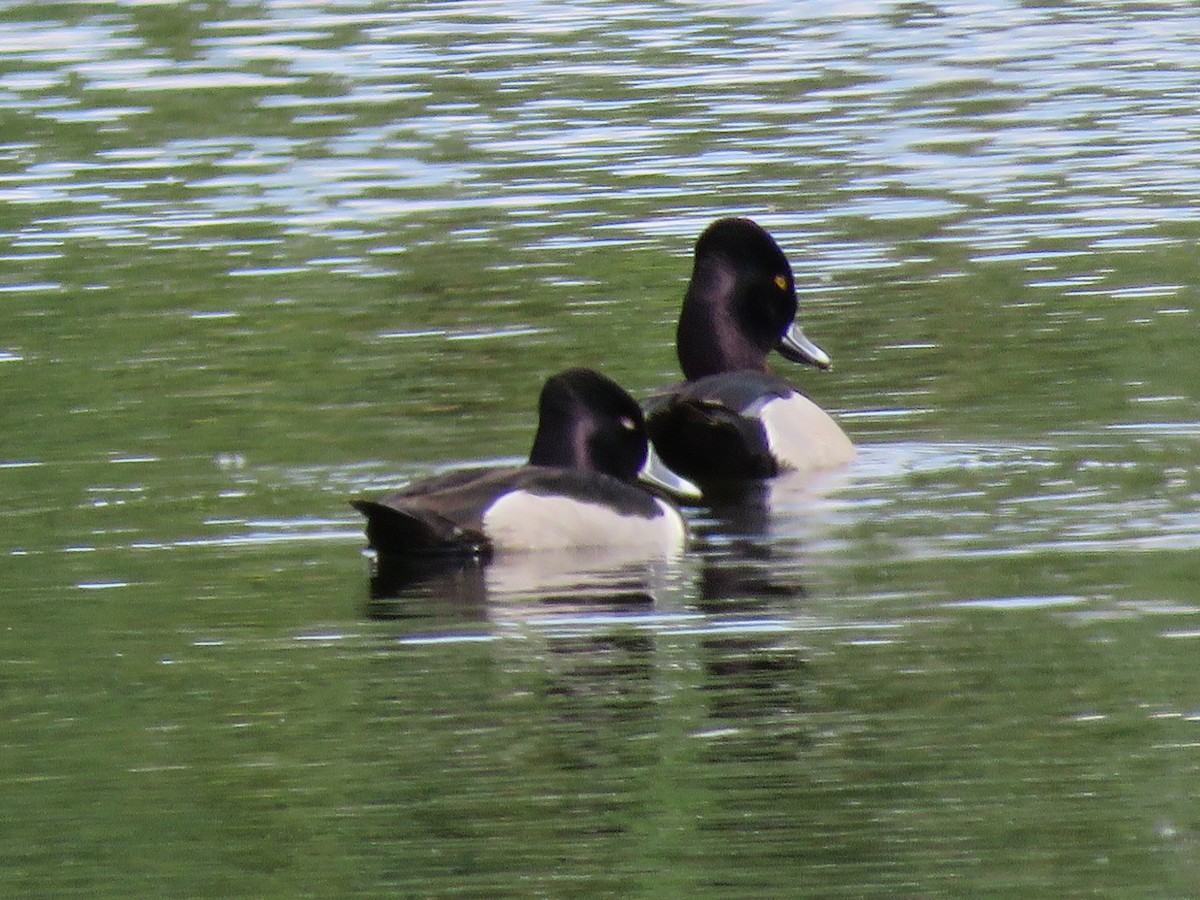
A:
[528, 419, 587, 469]
[676, 258, 766, 380]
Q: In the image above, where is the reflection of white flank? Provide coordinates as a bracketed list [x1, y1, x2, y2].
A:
[484, 548, 690, 605]
[755, 394, 855, 472]
[482, 492, 686, 554]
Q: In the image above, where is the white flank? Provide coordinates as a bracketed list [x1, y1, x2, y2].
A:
[756, 394, 856, 472]
[482, 492, 686, 554]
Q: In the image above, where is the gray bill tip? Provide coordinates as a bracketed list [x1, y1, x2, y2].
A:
[639, 446, 703, 502]
[778, 322, 832, 370]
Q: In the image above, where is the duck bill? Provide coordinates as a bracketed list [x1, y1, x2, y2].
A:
[639, 446, 703, 502]
[777, 322, 832, 370]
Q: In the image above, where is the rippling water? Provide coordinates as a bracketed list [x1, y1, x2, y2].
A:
[4, 2, 1200, 896]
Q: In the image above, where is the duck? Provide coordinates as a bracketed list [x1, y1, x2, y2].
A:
[352, 368, 695, 560]
[644, 217, 855, 485]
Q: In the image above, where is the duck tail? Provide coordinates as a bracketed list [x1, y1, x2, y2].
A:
[350, 500, 490, 560]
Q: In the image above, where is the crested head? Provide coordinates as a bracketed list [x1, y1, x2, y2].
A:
[527, 368, 648, 481]
[676, 218, 802, 380]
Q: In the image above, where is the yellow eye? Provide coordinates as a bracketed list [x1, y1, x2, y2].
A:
[619, 416, 637, 431]
[774, 274, 788, 291]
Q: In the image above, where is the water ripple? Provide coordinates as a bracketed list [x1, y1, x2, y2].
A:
[0, 1, 1195, 269]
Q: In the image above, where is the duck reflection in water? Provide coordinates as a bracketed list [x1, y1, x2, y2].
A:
[361, 464, 844, 618]
[365, 546, 691, 619]
[687, 465, 853, 612]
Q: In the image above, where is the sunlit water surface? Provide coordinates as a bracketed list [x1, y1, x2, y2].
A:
[3, 2, 1200, 896]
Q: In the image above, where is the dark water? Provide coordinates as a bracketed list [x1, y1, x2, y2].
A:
[3, 2, 1200, 895]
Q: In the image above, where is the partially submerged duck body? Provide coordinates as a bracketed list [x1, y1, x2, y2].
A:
[646, 217, 854, 486]
[353, 368, 692, 559]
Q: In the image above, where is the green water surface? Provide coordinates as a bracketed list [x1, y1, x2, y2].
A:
[2, 2, 1199, 896]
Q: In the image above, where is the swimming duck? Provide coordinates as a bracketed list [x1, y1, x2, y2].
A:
[352, 368, 694, 559]
[645, 218, 855, 484]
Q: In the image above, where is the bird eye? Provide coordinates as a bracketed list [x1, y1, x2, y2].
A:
[619, 416, 637, 431]
[774, 274, 788, 291]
